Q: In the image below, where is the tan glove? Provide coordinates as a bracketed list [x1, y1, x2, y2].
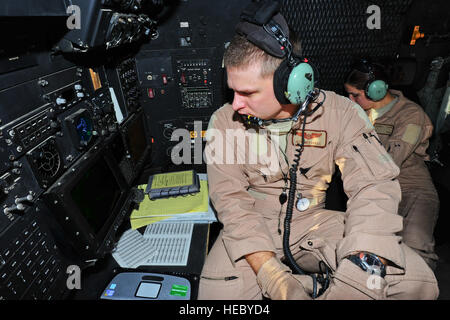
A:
[256, 256, 315, 300]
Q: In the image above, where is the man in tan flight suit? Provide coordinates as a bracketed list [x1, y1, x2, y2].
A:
[198, 5, 438, 300]
[345, 61, 440, 270]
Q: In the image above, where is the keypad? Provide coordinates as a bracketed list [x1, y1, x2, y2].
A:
[0, 218, 67, 300]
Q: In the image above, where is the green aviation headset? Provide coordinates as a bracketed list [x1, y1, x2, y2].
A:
[355, 58, 389, 101]
[236, 0, 317, 108]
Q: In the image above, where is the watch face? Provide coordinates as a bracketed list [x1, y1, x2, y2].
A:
[360, 252, 386, 277]
[362, 252, 382, 267]
[347, 252, 386, 277]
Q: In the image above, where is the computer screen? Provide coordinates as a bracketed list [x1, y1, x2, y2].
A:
[70, 157, 122, 234]
[44, 147, 130, 259]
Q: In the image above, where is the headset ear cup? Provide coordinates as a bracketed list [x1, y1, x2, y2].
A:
[273, 59, 292, 105]
[366, 79, 388, 101]
[286, 62, 315, 104]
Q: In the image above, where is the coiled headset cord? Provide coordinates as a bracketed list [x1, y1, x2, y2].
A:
[282, 90, 329, 298]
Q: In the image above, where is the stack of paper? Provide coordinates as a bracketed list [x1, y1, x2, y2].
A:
[111, 222, 194, 268]
[130, 175, 217, 230]
[143, 222, 194, 266]
[111, 229, 158, 268]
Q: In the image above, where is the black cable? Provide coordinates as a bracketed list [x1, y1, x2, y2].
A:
[305, 90, 326, 117]
[282, 90, 329, 298]
[282, 100, 311, 271]
[317, 260, 331, 296]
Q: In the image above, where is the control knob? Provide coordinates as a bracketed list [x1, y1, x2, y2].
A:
[56, 97, 67, 105]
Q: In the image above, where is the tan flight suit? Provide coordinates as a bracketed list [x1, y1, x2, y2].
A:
[368, 89, 439, 269]
[198, 90, 439, 300]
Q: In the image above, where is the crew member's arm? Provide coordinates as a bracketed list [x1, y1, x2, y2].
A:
[307, 96, 405, 299]
[205, 108, 277, 265]
[383, 105, 433, 167]
[245, 251, 275, 274]
[334, 97, 404, 269]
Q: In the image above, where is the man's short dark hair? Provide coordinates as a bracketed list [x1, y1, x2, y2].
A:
[223, 33, 302, 78]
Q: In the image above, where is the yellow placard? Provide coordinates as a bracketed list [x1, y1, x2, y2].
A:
[151, 170, 193, 189]
[89, 68, 102, 91]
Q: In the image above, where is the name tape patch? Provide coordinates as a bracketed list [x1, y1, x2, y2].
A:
[293, 130, 327, 148]
[374, 123, 394, 136]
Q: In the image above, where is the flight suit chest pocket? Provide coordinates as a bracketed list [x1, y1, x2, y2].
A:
[350, 133, 399, 180]
[298, 142, 334, 180]
[245, 163, 284, 185]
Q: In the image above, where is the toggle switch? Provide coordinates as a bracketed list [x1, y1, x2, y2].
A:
[162, 74, 168, 85]
[4, 203, 26, 215]
[15, 193, 34, 205]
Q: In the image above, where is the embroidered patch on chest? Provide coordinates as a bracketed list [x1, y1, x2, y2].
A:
[293, 130, 327, 148]
[374, 123, 394, 136]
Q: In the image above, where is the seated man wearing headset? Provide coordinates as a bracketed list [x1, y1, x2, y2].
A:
[344, 59, 440, 270]
[199, 0, 439, 300]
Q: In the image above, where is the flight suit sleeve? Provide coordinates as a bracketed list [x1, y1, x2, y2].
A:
[204, 109, 276, 264]
[384, 106, 433, 167]
[333, 99, 405, 269]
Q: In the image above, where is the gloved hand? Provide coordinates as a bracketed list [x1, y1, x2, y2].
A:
[256, 256, 315, 300]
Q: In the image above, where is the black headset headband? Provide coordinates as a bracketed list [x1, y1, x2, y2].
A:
[353, 58, 375, 76]
[240, 0, 280, 25]
[236, 1, 292, 59]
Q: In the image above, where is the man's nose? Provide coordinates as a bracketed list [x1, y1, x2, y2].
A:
[348, 95, 356, 102]
[232, 93, 245, 111]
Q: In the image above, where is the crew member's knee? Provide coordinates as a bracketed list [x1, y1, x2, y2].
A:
[198, 269, 244, 300]
[386, 244, 439, 300]
[197, 234, 262, 300]
[198, 259, 261, 300]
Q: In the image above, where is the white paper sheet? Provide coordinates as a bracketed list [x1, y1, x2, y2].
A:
[142, 222, 194, 266]
[112, 229, 158, 268]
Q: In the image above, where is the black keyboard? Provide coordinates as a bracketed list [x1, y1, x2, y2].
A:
[0, 216, 68, 300]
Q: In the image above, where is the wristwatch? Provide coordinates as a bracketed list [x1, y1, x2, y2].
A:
[346, 252, 387, 278]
